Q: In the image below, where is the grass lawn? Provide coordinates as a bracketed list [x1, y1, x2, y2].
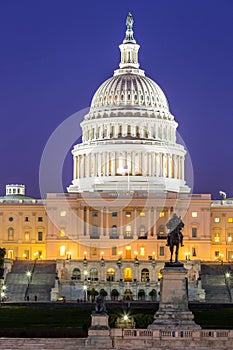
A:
[0, 304, 232, 337]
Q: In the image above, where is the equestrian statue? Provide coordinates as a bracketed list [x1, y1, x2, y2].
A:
[166, 213, 184, 264]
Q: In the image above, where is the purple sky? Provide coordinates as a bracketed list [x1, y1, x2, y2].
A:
[0, 0, 233, 199]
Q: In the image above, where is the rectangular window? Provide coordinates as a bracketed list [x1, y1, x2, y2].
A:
[228, 233, 232, 242]
[92, 211, 98, 217]
[192, 247, 197, 257]
[214, 217, 220, 223]
[140, 247, 145, 256]
[60, 211, 66, 217]
[112, 246, 117, 255]
[91, 247, 98, 256]
[112, 212, 118, 217]
[159, 246, 165, 256]
[24, 250, 29, 259]
[214, 234, 220, 243]
[60, 246, 66, 257]
[8, 229, 14, 241]
[159, 211, 165, 218]
[38, 217, 43, 222]
[228, 218, 233, 223]
[192, 212, 198, 218]
[24, 232, 30, 241]
[192, 227, 197, 238]
[60, 229, 65, 237]
[126, 211, 131, 217]
[215, 251, 219, 257]
[25, 217, 29, 222]
[38, 232, 43, 241]
[140, 212, 145, 217]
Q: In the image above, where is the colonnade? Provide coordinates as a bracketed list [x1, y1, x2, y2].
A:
[81, 120, 176, 143]
[73, 151, 184, 181]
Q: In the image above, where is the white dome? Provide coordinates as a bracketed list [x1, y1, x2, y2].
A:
[90, 72, 169, 115]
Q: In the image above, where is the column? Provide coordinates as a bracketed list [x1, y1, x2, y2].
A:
[148, 208, 151, 237]
[111, 152, 115, 176]
[148, 153, 152, 176]
[106, 152, 109, 176]
[152, 152, 155, 176]
[86, 153, 90, 177]
[86, 207, 90, 237]
[132, 152, 135, 175]
[156, 153, 160, 177]
[142, 152, 146, 176]
[80, 207, 85, 237]
[98, 153, 102, 176]
[120, 210, 123, 238]
[134, 208, 138, 239]
[100, 208, 104, 237]
[181, 157, 184, 180]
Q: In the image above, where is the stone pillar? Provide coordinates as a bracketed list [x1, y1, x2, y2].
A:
[133, 208, 137, 239]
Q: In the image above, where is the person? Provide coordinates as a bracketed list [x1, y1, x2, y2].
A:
[166, 213, 184, 247]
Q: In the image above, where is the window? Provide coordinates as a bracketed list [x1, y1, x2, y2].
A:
[228, 218, 233, 223]
[159, 212, 165, 218]
[192, 227, 197, 238]
[139, 225, 146, 238]
[228, 233, 232, 242]
[159, 246, 164, 256]
[38, 217, 43, 222]
[140, 211, 145, 217]
[214, 234, 220, 243]
[38, 232, 43, 241]
[60, 229, 65, 237]
[112, 212, 117, 217]
[215, 251, 219, 258]
[112, 246, 117, 256]
[125, 211, 131, 218]
[214, 217, 220, 223]
[91, 247, 98, 256]
[140, 247, 145, 256]
[23, 250, 29, 259]
[60, 211, 66, 217]
[90, 268, 98, 281]
[9, 217, 13, 222]
[8, 228, 14, 241]
[141, 268, 149, 282]
[92, 211, 98, 217]
[72, 268, 81, 280]
[60, 246, 66, 256]
[192, 247, 197, 257]
[192, 212, 198, 218]
[25, 217, 29, 222]
[24, 232, 30, 241]
[111, 225, 117, 235]
[107, 268, 115, 282]
[124, 268, 132, 282]
[125, 225, 131, 237]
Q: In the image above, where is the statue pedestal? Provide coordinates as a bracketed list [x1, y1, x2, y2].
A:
[149, 263, 200, 330]
[86, 312, 112, 348]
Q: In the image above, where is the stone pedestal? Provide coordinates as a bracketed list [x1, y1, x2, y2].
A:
[149, 262, 201, 330]
[86, 312, 113, 348]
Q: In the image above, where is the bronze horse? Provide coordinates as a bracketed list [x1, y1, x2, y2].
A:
[166, 214, 184, 263]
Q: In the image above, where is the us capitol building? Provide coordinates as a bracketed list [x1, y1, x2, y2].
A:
[0, 14, 232, 301]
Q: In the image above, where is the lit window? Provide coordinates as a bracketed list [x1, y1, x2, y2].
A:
[140, 212, 145, 217]
[60, 246, 66, 257]
[159, 212, 165, 218]
[24, 232, 30, 241]
[214, 234, 220, 243]
[112, 212, 118, 217]
[228, 218, 233, 223]
[60, 229, 65, 237]
[38, 217, 43, 222]
[92, 211, 98, 217]
[126, 211, 131, 217]
[125, 245, 131, 250]
[228, 234, 232, 242]
[192, 212, 198, 218]
[60, 211, 66, 217]
[125, 225, 131, 237]
[140, 247, 145, 256]
[214, 217, 220, 223]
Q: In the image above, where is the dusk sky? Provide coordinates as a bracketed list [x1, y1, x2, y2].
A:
[0, 0, 232, 199]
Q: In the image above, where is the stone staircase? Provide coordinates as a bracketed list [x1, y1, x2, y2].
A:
[200, 263, 233, 303]
[5, 260, 56, 302]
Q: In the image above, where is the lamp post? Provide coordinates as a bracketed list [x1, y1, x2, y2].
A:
[0, 285, 7, 305]
[83, 270, 88, 302]
[26, 271, 32, 282]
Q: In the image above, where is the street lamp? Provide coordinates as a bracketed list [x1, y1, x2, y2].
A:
[26, 271, 32, 283]
[83, 285, 87, 302]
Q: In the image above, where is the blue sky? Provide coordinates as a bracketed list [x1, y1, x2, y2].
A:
[0, 0, 232, 198]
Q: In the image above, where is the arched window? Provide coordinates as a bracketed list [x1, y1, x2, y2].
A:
[71, 268, 81, 280]
[141, 268, 150, 282]
[106, 268, 115, 282]
[124, 267, 132, 282]
[139, 225, 146, 238]
[8, 227, 14, 241]
[111, 225, 118, 238]
[90, 268, 98, 281]
[138, 289, 146, 301]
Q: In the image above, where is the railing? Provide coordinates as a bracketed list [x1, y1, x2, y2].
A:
[121, 328, 232, 339]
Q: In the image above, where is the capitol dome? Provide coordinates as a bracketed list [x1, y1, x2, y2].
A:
[89, 73, 169, 115]
[68, 13, 190, 194]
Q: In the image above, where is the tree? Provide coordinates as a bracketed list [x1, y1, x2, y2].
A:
[111, 289, 119, 301]
[0, 248, 6, 279]
[99, 289, 108, 299]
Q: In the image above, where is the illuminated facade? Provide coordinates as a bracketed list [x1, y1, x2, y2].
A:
[0, 15, 233, 267]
